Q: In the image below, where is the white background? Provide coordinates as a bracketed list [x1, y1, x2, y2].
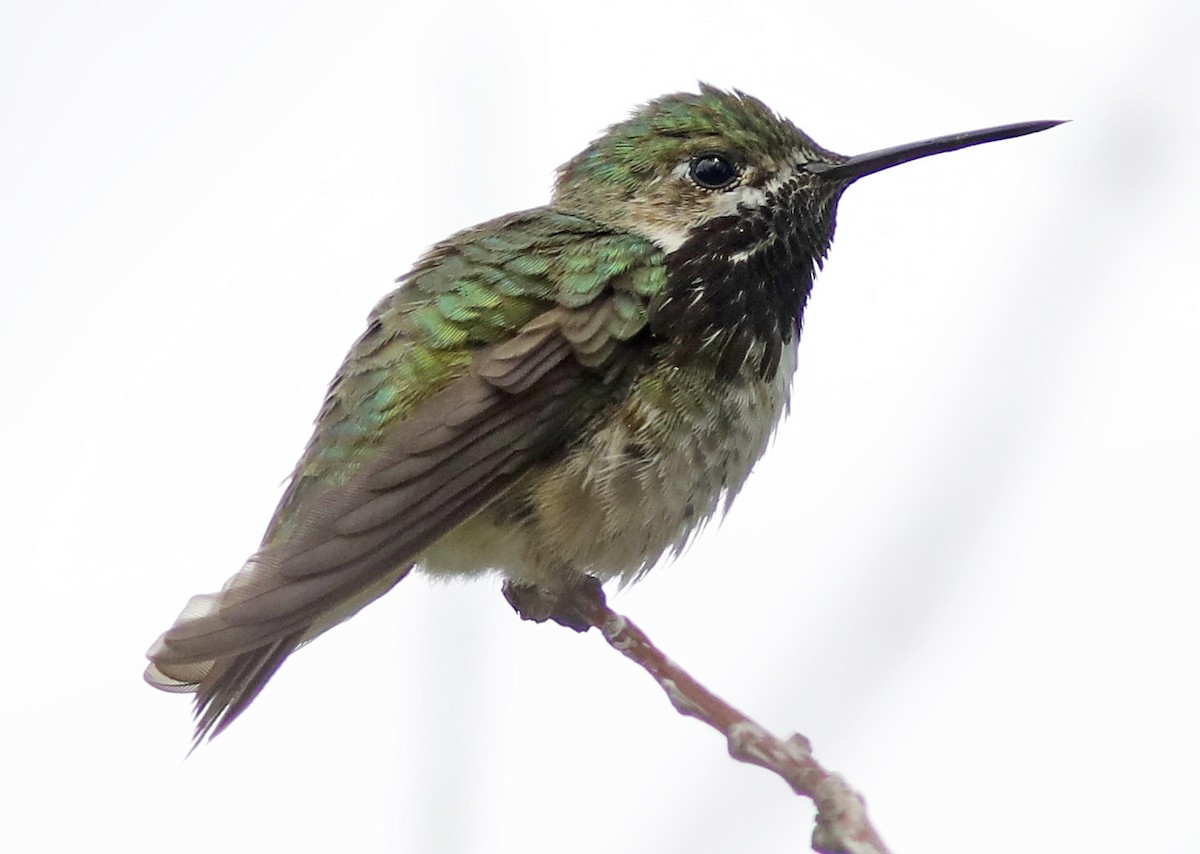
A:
[3, 2, 1198, 852]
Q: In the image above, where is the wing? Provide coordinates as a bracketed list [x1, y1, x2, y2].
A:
[145, 208, 664, 740]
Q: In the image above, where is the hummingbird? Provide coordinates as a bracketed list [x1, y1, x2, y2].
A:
[146, 84, 1061, 743]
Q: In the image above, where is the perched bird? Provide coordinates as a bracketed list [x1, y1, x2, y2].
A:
[146, 85, 1060, 743]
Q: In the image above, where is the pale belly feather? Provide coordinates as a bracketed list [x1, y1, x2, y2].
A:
[419, 341, 798, 590]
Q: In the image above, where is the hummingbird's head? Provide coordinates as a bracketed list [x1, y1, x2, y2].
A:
[555, 84, 851, 378]
[554, 83, 845, 256]
[554, 85, 1062, 379]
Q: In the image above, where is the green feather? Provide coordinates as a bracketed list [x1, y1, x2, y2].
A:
[264, 208, 666, 543]
[555, 84, 817, 202]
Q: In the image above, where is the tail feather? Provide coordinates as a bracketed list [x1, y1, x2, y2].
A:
[191, 632, 305, 747]
[146, 564, 414, 745]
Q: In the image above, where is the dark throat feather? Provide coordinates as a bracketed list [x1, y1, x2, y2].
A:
[650, 181, 841, 380]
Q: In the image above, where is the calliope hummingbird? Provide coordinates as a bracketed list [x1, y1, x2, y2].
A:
[146, 84, 1061, 742]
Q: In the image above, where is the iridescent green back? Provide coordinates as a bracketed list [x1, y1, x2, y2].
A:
[265, 209, 666, 543]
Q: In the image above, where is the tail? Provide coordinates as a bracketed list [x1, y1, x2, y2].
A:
[147, 631, 306, 747]
[146, 562, 413, 745]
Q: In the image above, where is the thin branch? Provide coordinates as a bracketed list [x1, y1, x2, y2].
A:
[513, 578, 892, 854]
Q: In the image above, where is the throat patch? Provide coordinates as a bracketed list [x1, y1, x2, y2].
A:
[650, 180, 839, 379]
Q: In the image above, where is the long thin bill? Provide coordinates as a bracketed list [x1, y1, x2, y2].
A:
[805, 120, 1065, 182]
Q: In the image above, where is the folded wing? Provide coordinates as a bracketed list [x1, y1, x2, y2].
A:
[144, 210, 664, 741]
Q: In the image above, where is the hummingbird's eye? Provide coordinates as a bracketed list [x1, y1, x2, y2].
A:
[688, 153, 739, 190]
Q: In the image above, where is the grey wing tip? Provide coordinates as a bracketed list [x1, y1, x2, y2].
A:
[144, 661, 202, 694]
[145, 629, 216, 694]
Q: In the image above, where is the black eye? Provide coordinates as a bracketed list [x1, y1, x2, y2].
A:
[689, 153, 739, 189]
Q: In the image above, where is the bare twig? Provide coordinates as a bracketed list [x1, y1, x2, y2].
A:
[508, 577, 892, 854]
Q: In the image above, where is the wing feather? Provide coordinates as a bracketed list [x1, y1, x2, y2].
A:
[149, 341, 583, 665]
[144, 208, 666, 740]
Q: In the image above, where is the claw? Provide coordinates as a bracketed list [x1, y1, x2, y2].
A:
[502, 576, 605, 633]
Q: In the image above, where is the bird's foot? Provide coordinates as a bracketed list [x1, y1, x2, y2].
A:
[502, 576, 605, 633]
